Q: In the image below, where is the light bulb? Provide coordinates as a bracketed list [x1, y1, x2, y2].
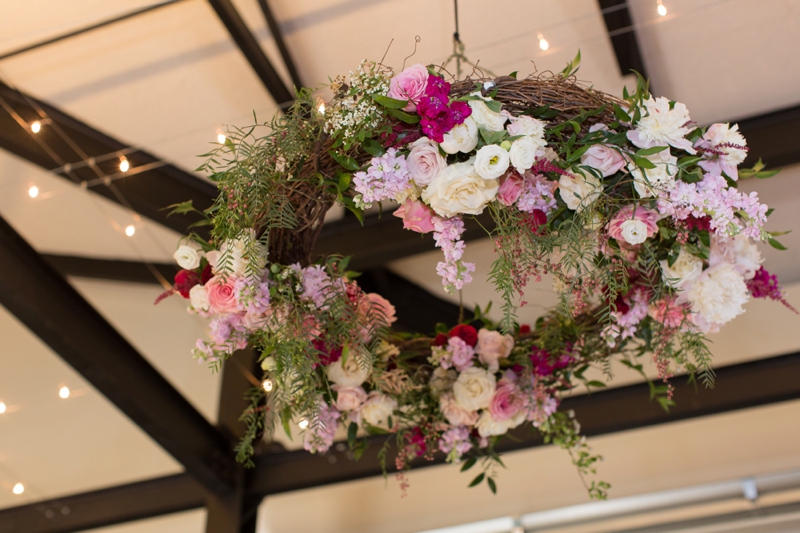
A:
[30, 121, 41, 134]
[217, 133, 226, 144]
[539, 35, 549, 51]
[0, 402, 6, 414]
[657, 1, 667, 16]
[298, 418, 309, 429]
[119, 158, 130, 173]
[12, 483, 24, 495]
[125, 225, 136, 237]
[28, 185, 39, 198]
[262, 379, 273, 392]
[59, 386, 70, 399]
[318, 102, 326, 114]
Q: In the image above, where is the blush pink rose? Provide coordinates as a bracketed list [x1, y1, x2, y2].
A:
[497, 173, 524, 206]
[476, 328, 514, 371]
[388, 63, 428, 112]
[393, 199, 436, 233]
[359, 293, 397, 327]
[440, 393, 479, 426]
[333, 385, 368, 411]
[489, 379, 525, 421]
[407, 137, 445, 186]
[607, 204, 659, 246]
[581, 144, 626, 177]
[206, 275, 239, 314]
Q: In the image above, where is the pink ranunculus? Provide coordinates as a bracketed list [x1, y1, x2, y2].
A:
[607, 204, 659, 246]
[497, 172, 524, 206]
[476, 328, 514, 371]
[489, 379, 525, 421]
[407, 137, 446, 186]
[388, 63, 429, 112]
[206, 275, 240, 314]
[393, 199, 436, 233]
[581, 143, 626, 177]
[440, 393, 479, 426]
[333, 385, 368, 412]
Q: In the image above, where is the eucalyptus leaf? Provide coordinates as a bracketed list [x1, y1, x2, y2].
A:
[328, 150, 360, 171]
[372, 94, 409, 109]
[387, 107, 420, 124]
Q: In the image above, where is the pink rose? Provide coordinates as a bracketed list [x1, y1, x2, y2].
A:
[206, 275, 240, 314]
[581, 144, 626, 177]
[440, 393, 479, 426]
[393, 199, 436, 233]
[607, 205, 659, 246]
[497, 173, 524, 206]
[359, 293, 397, 326]
[489, 379, 525, 421]
[388, 63, 428, 112]
[407, 137, 445, 186]
[476, 328, 514, 371]
[333, 385, 368, 411]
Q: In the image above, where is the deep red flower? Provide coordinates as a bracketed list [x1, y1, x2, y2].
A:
[432, 333, 448, 347]
[312, 338, 343, 367]
[519, 324, 531, 334]
[200, 263, 213, 285]
[405, 426, 427, 457]
[449, 324, 478, 347]
[174, 269, 200, 298]
[684, 215, 712, 232]
[524, 209, 548, 235]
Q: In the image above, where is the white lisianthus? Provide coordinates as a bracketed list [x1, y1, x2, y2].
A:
[453, 367, 496, 412]
[506, 115, 546, 140]
[325, 354, 371, 387]
[509, 136, 540, 173]
[558, 173, 602, 212]
[710, 234, 763, 280]
[474, 144, 510, 180]
[260, 355, 276, 371]
[619, 220, 649, 245]
[630, 149, 678, 198]
[407, 137, 445, 186]
[174, 245, 202, 270]
[468, 92, 508, 132]
[627, 97, 696, 154]
[660, 248, 704, 289]
[360, 391, 397, 429]
[189, 283, 210, 311]
[440, 117, 479, 154]
[684, 263, 749, 327]
[422, 159, 499, 217]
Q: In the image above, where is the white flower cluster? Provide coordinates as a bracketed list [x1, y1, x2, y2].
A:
[324, 60, 390, 140]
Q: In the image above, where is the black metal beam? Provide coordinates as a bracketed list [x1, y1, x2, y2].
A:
[597, 0, 649, 82]
[735, 103, 800, 169]
[0, 474, 205, 533]
[41, 254, 176, 285]
[0, 215, 238, 496]
[206, 0, 294, 107]
[256, 0, 303, 90]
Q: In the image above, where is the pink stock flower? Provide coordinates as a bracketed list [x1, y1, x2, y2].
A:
[393, 199, 436, 233]
[388, 64, 429, 112]
[303, 399, 340, 454]
[607, 204, 659, 246]
[206, 275, 240, 314]
[489, 379, 525, 421]
[497, 173, 524, 206]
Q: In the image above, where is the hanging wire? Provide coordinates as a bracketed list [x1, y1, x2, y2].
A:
[440, 0, 494, 79]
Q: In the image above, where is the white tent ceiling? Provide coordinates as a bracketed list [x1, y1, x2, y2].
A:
[1, 0, 800, 532]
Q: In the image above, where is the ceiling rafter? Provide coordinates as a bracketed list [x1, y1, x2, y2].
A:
[597, 0, 649, 83]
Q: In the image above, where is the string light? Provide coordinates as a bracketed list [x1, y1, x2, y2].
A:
[657, 0, 667, 16]
[30, 121, 41, 134]
[217, 133, 226, 144]
[12, 483, 24, 495]
[538, 33, 549, 51]
[59, 386, 70, 399]
[124, 225, 136, 237]
[318, 102, 326, 115]
[119, 157, 130, 173]
[262, 379, 273, 392]
[298, 418, 309, 429]
[0, 402, 6, 414]
[28, 185, 39, 198]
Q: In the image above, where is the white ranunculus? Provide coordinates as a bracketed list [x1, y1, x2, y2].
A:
[474, 144, 510, 180]
[630, 149, 678, 198]
[453, 367, 496, 412]
[627, 97, 696, 154]
[661, 248, 704, 289]
[189, 283, 210, 311]
[476, 329, 514, 372]
[619, 219, 650, 245]
[509, 136, 540, 173]
[422, 159, 499, 217]
[360, 391, 397, 429]
[174, 245, 202, 270]
[684, 263, 749, 327]
[558, 173, 601, 212]
[710, 234, 763, 280]
[468, 92, 508, 132]
[407, 137, 446, 187]
[325, 354, 371, 387]
[440, 117, 479, 154]
[506, 115, 546, 140]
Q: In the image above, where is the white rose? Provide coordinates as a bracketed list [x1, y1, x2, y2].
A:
[661, 248, 704, 289]
[619, 219, 650, 245]
[468, 92, 508, 132]
[422, 159, 499, 217]
[407, 137, 446, 187]
[474, 144, 510, 180]
[710, 234, 763, 281]
[506, 115, 546, 139]
[558, 173, 601, 212]
[440, 392, 479, 426]
[189, 283, 210, 311]
[630, 149, 678, 198]
[453, 367, 496, 412]
[360, 391, 397, 429]
[440, 117, 479, 154]
[174, 245, 201, 270]
[509, 136, 540, 173]
[476, 329, 514, 371]
[325, 354, 371, 387]
[684, 263, 749, 327]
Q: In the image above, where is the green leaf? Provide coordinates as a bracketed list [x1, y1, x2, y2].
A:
[347, 422, 358, 448]
[328, 150, 360, 171]
[567, 145, 591, 163]
[460, 457, 477, 472]
[372, 94, 409, 109]
[631, 155, 657, 169]
[468, 473, 485, 487]
[698, 230, 710, 248]
[612, 103, 631, 123]
[487, 477, 497, 494]
[755, 169, 781, 179]
[361, 138, 385, 157]
[508, 71, 518, 79]
[387, 107, 420, 124]
[678, 155, 703, 167]
[768, 237, 788, 250]
[338, 172, 351, 192]
[586, 380, 606, 388]
[560, 49, 581, 78]
[636, 146, 669, 156]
